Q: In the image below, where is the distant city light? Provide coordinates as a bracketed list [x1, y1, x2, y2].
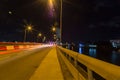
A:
[38, 33, 42, 37]
[8, 11, 12, 15]
[79, 44, 84, 53]
[52, 27, 56, 32]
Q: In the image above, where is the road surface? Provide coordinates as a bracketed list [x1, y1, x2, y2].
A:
[0, 46, 52, 80]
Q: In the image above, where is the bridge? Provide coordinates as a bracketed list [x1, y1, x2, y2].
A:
[0, 43, 120, 80]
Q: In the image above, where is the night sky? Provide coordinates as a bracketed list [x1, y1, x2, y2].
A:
[0, 0, 120, 43]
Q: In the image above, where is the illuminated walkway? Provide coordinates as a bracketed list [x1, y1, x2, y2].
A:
[29, 47, 64, 80]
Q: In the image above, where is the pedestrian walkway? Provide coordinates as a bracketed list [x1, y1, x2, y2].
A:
[29, 47, 64, 80]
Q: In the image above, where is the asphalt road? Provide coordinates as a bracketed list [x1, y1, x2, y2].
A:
[0, 46, 52, 80]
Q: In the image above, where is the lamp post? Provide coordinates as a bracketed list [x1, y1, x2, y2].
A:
[60, 0, 62, 43]
[24, 25, 32, 42]
[42, 36, 46, 42]
[48, 0, 62, 42]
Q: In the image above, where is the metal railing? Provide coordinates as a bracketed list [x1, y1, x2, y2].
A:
[57, 46, 120, 80]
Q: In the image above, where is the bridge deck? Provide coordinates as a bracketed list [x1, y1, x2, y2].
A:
[29, 47, 64, 80]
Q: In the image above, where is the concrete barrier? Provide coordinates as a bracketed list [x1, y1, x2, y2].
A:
[6, 46, 14, 50]
[0, 46, 7, 51]
[0, 45, 38, 51]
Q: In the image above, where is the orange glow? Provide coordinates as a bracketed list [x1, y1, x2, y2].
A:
[48, 0, 55, 17]
[38, 33, 42, 37]
[52, 27, 56, 31]
[0, 50, 22, 54]
[49, 0, 54, 9]
[27, 26, 32, 30]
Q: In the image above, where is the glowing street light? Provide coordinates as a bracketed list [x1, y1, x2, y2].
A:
[53, 34, 57, 40]
[24, 25, 33, 42]
[52, 27, 56, 32]
[38, 33, 42, 37]
[37, 33, 42, 42]
[27, 26, 32, 30]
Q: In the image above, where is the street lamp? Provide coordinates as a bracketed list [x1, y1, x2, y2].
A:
[24, 25, 32, 42]
[37, 33, 42, 42]
[60, 0, 62, 43]
[52, 27, 56, 32]
[53, 34, 57, 40]
[38, 33, 42, 37]
[48, 0, 62, 42]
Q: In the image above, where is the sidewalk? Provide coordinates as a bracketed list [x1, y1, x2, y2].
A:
[29, 47, 64, 80]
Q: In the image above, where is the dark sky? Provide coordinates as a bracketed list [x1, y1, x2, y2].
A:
[0, 0, 120, 43]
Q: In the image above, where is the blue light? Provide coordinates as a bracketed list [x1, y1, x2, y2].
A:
[79, 47, 82, 53]
[79, 44, 84, 47]
[79, 43, 84, 53]
[89, 48, 96, 57]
